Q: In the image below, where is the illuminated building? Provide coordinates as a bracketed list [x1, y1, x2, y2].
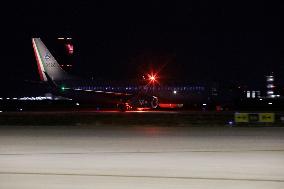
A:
[266, 72, 280, 98]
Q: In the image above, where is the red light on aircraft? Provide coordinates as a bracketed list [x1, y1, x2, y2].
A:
[136, 107, 151, 111]
[149, 75, 156, 81]
[158, 103, 184, 108]
[147, 73, 158, 83]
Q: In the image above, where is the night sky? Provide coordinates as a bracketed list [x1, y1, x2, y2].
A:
[0, 1, 284, 94]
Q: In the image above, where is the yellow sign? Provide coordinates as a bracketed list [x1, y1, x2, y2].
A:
[259, 113, 275, 123]
[235, 113, 249, 123]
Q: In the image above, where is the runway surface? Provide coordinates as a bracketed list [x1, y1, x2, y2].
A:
[0, 124, 284, 188]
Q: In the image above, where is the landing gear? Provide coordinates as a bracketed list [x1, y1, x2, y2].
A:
[117, 104, 127, 112]
[151, 97, 159, 109]
[117, 103, 131, 112]
[117, 96, 159, 112]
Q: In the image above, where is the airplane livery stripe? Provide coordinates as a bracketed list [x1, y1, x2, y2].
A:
[34, 39, 47, 76]
[32, 39, 44, 81]
[32, 39, 47, 81]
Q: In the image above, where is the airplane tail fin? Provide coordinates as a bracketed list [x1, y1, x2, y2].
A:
[32, 38, 72, 82]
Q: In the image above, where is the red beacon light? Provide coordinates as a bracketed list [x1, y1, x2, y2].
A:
[149, 75, 156, 81]
[147, 74, 157, 83]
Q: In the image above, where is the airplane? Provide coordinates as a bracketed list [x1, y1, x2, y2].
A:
[32, 38, 159, 111]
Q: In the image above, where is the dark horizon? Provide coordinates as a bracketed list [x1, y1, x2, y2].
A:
[1, 1, 284, 93]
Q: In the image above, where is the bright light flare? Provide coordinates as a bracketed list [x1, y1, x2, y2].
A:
[149, 75, 156, 81]
[147, 73, 158, 84]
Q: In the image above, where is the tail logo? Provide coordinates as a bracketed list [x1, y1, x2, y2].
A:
[44, 52, 51, 60]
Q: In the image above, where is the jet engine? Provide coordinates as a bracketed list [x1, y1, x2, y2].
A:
[130, 96, 159, 109]
[118, 96, 159, 111]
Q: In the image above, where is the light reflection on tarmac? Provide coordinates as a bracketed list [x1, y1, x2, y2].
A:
[0, 115, 284, 188]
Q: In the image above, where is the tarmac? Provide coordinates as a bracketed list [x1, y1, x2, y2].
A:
[0, 115, 283, 189]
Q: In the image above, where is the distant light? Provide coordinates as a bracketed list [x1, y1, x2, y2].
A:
[13, 98, 17, 100]
[0, 111, 2, 113]
[259, 98, 263, 101]
[0, 98, 2, 100]
[173, 90, 177, 94]
[251, 91, 256, 98]
[65, 43, 74, 54]
[246, 91, 250, 98]
[267, 84, 275, 88]
[76, 103, 80, 106]
[228, 121, 234, 126]
[267, 77, 274, 82]
[6, 98, 10, 100]
[61, 86, 65, 91]
[19, 108, 23, 111]
[268, 102, 273, 105]
[202, 103, 207, 106]
[58, 37, 72, 40]
[177, 104, 184, 108]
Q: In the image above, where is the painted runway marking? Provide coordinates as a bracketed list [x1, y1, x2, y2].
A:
[0, 171, 283, 183]
[0, 149, 284, 156]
